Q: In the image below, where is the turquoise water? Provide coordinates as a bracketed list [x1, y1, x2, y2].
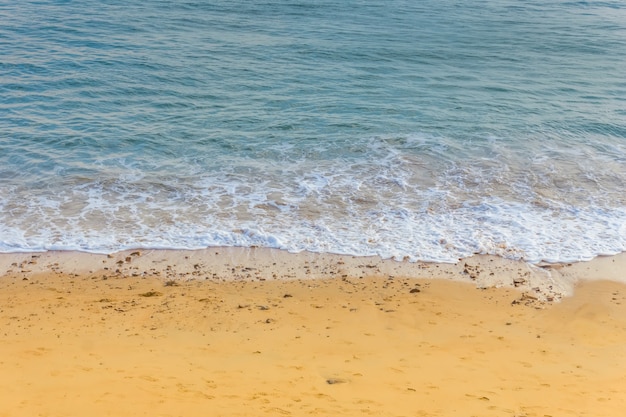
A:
[1, 0, 625, 263]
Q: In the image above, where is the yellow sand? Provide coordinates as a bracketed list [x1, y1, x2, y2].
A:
[1, 256, 626, 416]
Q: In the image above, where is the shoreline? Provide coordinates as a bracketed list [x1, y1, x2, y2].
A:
[2, 247, 626, 302]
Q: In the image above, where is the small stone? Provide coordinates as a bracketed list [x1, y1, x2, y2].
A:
[139, 291, 162, 297]
[410, 288, 421, 293]
[326, 378, 347, 385]
[513, 278, 526, 287]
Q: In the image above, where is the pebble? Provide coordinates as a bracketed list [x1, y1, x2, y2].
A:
[326, 378, 347, 385]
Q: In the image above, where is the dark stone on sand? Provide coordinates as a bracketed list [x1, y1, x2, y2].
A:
[410, 288, 421, 293]
[139, 291, 163, 297]
[326, 378, 347, 385]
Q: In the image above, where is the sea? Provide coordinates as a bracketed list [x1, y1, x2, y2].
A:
[1, 0, 625, 264]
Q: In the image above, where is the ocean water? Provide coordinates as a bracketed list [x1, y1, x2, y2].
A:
[1, 0, 625, 263]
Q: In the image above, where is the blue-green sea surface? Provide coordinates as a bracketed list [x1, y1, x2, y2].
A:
[1, 0, 625, 263]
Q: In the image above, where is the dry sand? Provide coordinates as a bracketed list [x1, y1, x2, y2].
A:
[1, 249, 626, 416]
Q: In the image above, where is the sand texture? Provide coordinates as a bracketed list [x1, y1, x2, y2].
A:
[1, 250, 626, 416]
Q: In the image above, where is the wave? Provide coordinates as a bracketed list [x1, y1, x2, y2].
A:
[1, 133, 625, 264]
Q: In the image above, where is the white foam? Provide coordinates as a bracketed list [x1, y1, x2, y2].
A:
[1, 133, 626, 264]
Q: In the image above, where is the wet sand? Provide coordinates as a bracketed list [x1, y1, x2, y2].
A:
[1, 249, 626, 416]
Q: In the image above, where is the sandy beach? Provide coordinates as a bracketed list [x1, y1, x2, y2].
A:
[1, 249, 626, 416]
